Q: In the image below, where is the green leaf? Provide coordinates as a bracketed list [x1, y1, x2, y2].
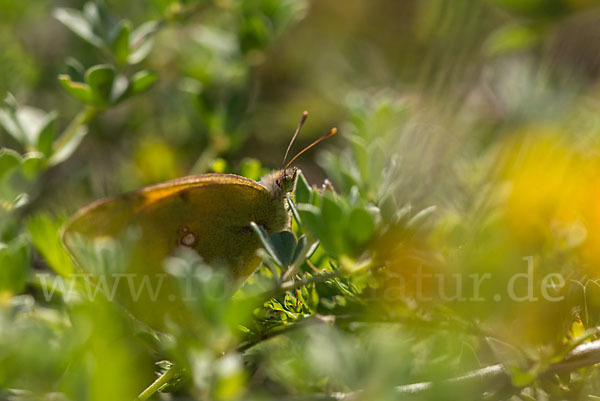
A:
[0, 148, 21, 178]
[484, 23, 542, 57]
[66, 57, 86, 82]
[250, 221, 282, 265]
[506, 364, 538, 387]
[53, 8, 104, 48]
[347, 207, 375, 244]
[48, 126, 88, 166]
[270, 231, 297, 267]
[0, 108, 25, 144]
[85, 64, 116, 105]
[393, 203, 412, 225]
[0, 104, 54, 149]
[305, 240, 320, 259]
[129, 70, 158, 95]
[321, 196, 343, 234]
[486, 337, 529, 372]
[348, 186, 361, 207]
[291, 234, 307, 266]
[20, 108, 52, 149]
[294, 171, 312, 204]
[128, 21, 159, 64]
[286, 196, 302, 226]
[58, 75, 95, 104]
[350, 135, 369, 184]
[21, 153, 44, 179]
[83, 1, 101, 28]
[109, 75, 130, 105]
[36, 111, 58, 157]
[130, 20, 159, 49]
[128, 40, 155, 65]
[13, 193, 30, 210]
[28, 214, 75, 277]
[297, 205, 323, 235]
[112, 20, 132, 65]
[407, 205, 436, 229]
[0, 236, 30, 293]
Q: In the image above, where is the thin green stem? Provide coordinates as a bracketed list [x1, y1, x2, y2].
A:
[53, 106, 97, 153]
[242, 272, 339, 310]
[137, 365, 177, 401]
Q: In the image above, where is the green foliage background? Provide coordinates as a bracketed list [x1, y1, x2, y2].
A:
[3, 0, 600, 400]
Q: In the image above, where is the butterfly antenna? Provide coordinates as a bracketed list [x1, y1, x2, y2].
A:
[282, 111, 309, 169]
[284, 127, 337, 171]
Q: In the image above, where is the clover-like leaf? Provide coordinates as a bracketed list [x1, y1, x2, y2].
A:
[297, 204, 338, 258]
[129, 70, 158, 95]
[346, 207, 375, 245]
[112, 20, 132, 65]
[406, 205, 436, 229]
[21, 153, 44, 179]
[59, 75, 95, 104]
[65, 58, 86, 82]
[128, 20, 160, 64]
[321, 196, 343, 235]
[85, 64, 116, 105]
[294, 170, 312, 204]
[250, 221, 281, 265]
[36, 111, 58, 157]
[290, 234, 308, 267]
[0, 149, 22, 178]
[0, 109, 25, 145]
[110, 75, 130, 104]
[0, 236, 30, 293]
[484, 23, 542, 57]
[0, 101, 57, 152]
[53, 7, 104, 48]
[28, 214, 75, 277]
[270, 231, 297, 267]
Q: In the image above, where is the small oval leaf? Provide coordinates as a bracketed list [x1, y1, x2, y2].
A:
[53, 8, 104, 48]
[59, 75, 95, 104]
[270, 231, 297, 267]
[85, 64, 116, 104]
[130, 70, 158, 95]
[294, 171, 312, 204]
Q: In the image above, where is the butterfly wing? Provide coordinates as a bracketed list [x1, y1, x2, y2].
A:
[63, 174, 283, 274]
[62, 174, 284, 328]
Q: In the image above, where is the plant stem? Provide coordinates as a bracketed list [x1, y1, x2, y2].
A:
[53, 106, 97, 153]
[238, 314, 336, 352]
[266, 337, 600, 400]
[137, 365, 177, 401]
[394, 336, 600, 397]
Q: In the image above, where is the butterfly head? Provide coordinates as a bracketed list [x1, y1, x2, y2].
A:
[259, 167, 297, 200]
[280, 167, 298, 193]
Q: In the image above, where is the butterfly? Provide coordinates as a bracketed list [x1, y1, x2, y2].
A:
[62, 112, 336, 328]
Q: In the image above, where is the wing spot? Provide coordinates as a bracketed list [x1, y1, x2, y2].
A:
[178, 190, 190, 202]
[177, 225, 198, 248]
